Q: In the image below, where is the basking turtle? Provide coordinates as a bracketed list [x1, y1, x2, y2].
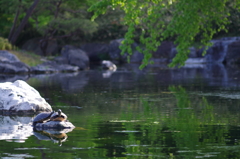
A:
[50, 109, 67, 122]
[33, 111, 55, 125]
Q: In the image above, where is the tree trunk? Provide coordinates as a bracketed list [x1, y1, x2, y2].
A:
[9, 0, 40, 44]
[8, 0, 22, 41]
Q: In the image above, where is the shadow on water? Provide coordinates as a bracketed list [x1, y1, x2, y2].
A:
[1, 64, 240, 158]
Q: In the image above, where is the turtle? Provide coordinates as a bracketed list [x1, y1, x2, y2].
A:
[33, 111, 55, 125]
[50, 109, 67, 122]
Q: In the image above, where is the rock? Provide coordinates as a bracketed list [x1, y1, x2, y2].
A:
[53, 56, 69, 64]
[153, 41, 175, 60]
[102, 60, 117, 71]
[203, 38, 239, 63]
[108, 39, 143, 63]
[185, 58, 206, 64]
[0, 50, 30, 73]
[0, 50, 20, 62]
[225, 40, 240, 64]
[34, 121, 75, 130]
[0, 80, 52, 113]
[0, 62, 30, 73]
[188, 47, 202, 58]
[31, 61, 79, 73]
[203, 41, 226, 63]
[108, 38, 126, 62]
[61, 45, 89, 70]
[80, 43, 109, 63]
[130, 50, 144, 63]
[21, 38, 59, 56]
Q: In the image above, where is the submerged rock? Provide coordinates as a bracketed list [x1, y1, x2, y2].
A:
[34, 121, 75, 130]
[0, 80, 52, 113]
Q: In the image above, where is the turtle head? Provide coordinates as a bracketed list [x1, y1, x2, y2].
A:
[58, 109, 62, 116]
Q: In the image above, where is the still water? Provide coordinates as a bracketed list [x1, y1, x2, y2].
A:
[1, 64, 240, 158]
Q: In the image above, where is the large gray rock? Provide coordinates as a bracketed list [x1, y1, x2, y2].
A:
[203, 41, 227, 63]
[153, 41, 175, 60]
[0, 50, 30, 73]
[80, 43, 109, 62]
[61, 45, 89, 70]
[0, 80, 52, 113]
[225, 40, 240, 64]
[108, 39, 144, 63]
[202, 37, 240, 63]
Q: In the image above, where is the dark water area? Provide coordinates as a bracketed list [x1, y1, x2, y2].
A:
[1, 64, 240, 158]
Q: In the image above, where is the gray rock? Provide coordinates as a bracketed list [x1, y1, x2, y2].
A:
[61, 45, 89, 70]
[0, 50, 20, 62]
[80, 43, 109, 62]
[108, 39, 144, 63]
[0, 61, 30, 73]
[204, 41, 227, 63]
[0, 80, 52, 113]
[31, 61, 79, 73]
[130, 50, 144, 63]
[0, 50, 30, 73]
[108, 38, 126, 62]
[34, 121, 75, 130]
[225, 40, 240, 64]
[53, 56, 69, 64]
[201, 38, 238, 63]
[185, 58, 206, 64]
[153, 41, 175, 60]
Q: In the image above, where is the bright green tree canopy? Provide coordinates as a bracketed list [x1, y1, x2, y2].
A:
[89, 0, 240, 68]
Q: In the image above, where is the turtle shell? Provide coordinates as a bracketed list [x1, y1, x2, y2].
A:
[50, 109, 67, 122]
[33, 111, 55, 123]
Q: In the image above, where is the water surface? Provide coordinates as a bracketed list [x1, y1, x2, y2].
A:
[1, 64, 240, 158]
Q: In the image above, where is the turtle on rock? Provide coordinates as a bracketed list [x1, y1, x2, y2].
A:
[50, 109, 68, 122]
[33, 111, 55, 125]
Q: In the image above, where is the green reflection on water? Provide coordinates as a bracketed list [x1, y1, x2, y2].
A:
[2, 81, 240, 158]
[76, 85, 240, 158]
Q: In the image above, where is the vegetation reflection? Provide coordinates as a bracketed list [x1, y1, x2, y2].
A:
[92, 86, 240, 158]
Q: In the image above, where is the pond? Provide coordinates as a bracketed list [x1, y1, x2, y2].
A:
[1, 63, 240, 158]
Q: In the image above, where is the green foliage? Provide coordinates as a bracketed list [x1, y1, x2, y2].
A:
[0, 0, 101, 45]
[0, 37, 13, 50]
[89, 0, 239, 68]
[0, 36, 42, 66]
[29, 0, 98, 43]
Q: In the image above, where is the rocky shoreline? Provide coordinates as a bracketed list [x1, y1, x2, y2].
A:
[1, 37, 240, 74]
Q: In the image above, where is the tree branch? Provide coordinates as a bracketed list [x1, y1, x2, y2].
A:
[9, 0, 41, 44]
